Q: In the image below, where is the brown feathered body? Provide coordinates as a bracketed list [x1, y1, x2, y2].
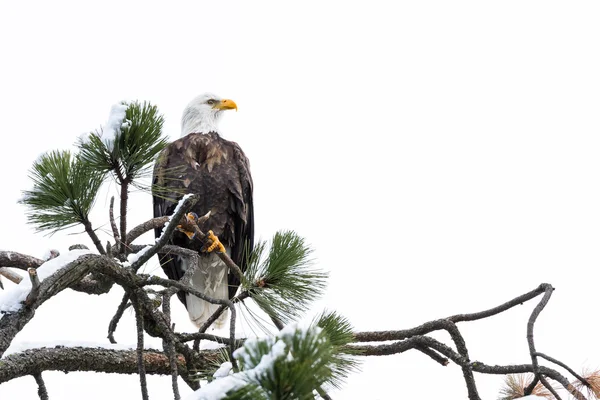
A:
[153, 131, 253, 327]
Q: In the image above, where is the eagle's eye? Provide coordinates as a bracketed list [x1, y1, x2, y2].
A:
[207, 99, 216, 105]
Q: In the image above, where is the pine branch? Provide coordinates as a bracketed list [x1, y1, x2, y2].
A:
[33, 373, 49, 400]
[19, 151, 104, 237]
[0, 347, 221, 383]
[109, 196, 120, 249]
[131, 295, 149, 400]
[0, 267, 22, 285]
[129, 194, 198, 272]
[0, 251, 44, 271]
[117, 173, 129, 256]
[162, 290, 181, 400]
[82, 219, 106, 255]
[107, 292, 131, 344]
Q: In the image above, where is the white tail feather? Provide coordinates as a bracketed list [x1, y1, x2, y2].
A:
[184, 250, 230, 329]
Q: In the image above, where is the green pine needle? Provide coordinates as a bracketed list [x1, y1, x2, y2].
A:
[243, 230, 328, 324]
[77, 100, 168, 184]
[314, 310, 362, 389]
[226, 325, 337, 400]
[19, 150, 103, 233]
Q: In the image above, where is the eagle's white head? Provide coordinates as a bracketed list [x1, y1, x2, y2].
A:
[181, 93, 237, 137]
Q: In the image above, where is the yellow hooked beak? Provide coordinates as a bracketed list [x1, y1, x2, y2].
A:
[213, 99, 237, 111]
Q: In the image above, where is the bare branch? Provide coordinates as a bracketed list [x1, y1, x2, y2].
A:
[535, 352, 590, 389]
[109, 196, 120, 248]
[33, 373, 49, 400]
[127, 216, 170, 246]
[0, 254, 101, 356]
[0, 267, 22, 285]
[25, 268, 41, 306]
[131, 295, 149, 400]
[82, 220, 106, 255]
[162, 290, 181, 400]
[107, 292, 131, 344]
[130, 194, 198, 272]
[0, 251, 44, 271]
[0, 346, 221, 383]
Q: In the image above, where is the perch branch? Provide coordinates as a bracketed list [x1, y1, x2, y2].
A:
[129, 194, 198, 272]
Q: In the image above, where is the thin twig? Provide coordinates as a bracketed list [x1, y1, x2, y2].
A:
[109, 196, 120, 251]
[131, 295, 149, 400]
[162, 290, 181, 400]
[415, 345, 448, 366]
[535, 352, 590, 388]
[526, 284, 555, 396]
[193, 292, 251, 352]
[107, 292, 131, 344]
[33, 372, 49, 400]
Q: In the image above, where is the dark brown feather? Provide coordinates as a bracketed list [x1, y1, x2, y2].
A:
[152, 132, 254, 305]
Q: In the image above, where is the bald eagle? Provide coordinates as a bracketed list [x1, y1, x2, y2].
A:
[152, 93, 253, 328]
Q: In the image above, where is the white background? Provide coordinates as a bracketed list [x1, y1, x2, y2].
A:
[1, 1, 600, 399]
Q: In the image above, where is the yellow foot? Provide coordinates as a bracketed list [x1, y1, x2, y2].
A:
[205, 230, 225, 253]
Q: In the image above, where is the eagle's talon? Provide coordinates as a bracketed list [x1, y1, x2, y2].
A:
[176, 225, 196, 240]
[186, 212, 198, 222]
[205, 230, 225, 253]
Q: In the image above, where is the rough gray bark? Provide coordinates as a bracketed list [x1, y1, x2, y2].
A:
[0, 347, 220, 383]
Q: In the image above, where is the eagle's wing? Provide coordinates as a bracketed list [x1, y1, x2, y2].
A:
[152, 142, 189, 304]
[227, 141, 254, 299]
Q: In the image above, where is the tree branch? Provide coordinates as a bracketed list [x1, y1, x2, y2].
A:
[0, 346, 220, 383]
[0, 254, 98, 357]
[0, 251, 44, 271]
[108, 292, 131, 344]
[129, 194, 198, 272]
[82, 219, 106, 255]
[33, 373, 49, 400]
[0, 267, 23, 285]
[127, 216, 170, 247]
[162, 290, 181, 400]
[109, 196, 120, 251]
[25, 268, 41, 306]
[131, 295, 149, 400]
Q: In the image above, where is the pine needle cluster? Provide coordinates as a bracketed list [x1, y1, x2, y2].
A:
[572, 369, 600, 399]
[20, 100, 168, 239]
[498, 374, 552, 400]
[243, 230, 328, 324]
[77, 100, 168, 186]
[204, 322, 356, 400]
[19, 150, 104, 233]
